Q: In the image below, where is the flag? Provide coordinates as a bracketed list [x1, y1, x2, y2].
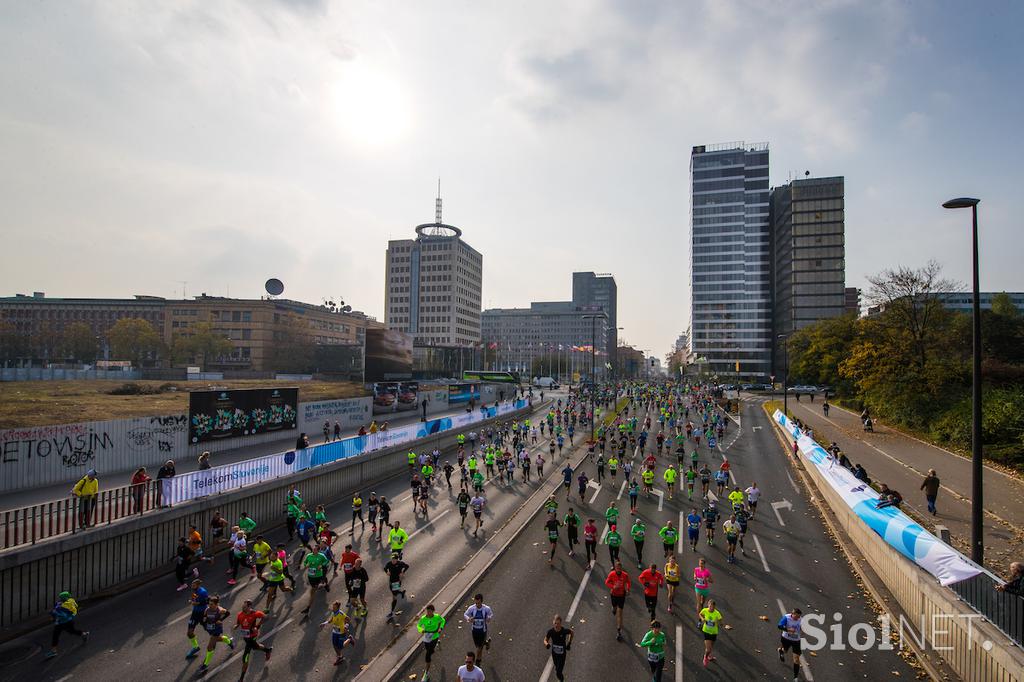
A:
[488, 342, 498, 350]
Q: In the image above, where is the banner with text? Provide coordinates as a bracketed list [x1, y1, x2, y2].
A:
[162, 452, 296, 505]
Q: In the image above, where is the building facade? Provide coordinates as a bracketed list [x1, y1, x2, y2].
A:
[571, 272, 617, 368]
[845, 287, 862, 316]
[384, 199, 483, 347]
[481, 302, 610, 379]
[689, 142, 772, 379]
[771, 176, 846, 371]
[933, 291, 1024, 312]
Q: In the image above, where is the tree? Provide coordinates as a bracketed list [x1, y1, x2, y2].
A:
[106, 318, 164, 367]
[31, 323, 62, 362]
[990, 292, 1020, 319]
[787, 313, 858, 391]
[267, 319, 315, 373]
[0, 321, 30, 366]
[187, 322, 233, 370]
[63, 322, 99, 363]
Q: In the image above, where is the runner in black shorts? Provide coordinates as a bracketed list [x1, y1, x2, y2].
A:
[778, 607, 804, 680]
[457, 488, 471, 529]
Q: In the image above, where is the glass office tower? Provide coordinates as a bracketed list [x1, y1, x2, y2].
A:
[689, 142, 772, 379]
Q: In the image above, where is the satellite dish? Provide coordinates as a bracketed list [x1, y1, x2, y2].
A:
[265, 278, 284, 296]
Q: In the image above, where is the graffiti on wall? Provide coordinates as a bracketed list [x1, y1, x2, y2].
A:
[0, 424, 116, 468]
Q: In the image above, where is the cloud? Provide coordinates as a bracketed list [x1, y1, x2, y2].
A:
[900, 111, 930, 139]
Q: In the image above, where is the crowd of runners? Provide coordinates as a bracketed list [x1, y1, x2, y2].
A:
[45, 381, 807, 682]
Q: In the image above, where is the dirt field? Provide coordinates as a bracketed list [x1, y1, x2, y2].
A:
[0, 380, 369, 428]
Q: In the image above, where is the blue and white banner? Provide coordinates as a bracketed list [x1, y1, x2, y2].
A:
[774, 411, 981, 586]
[163, 452, 296, 505]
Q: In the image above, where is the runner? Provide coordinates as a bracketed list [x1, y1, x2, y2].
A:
[416, 604, 446, 682]
[378, 497, 392, 541]
[576, 471, 589, 500]
[463, 593, 493, 664]
[664, 555, 680, 613]
[663, 464, 677, 500]
[197, 595, 234, 674]
[252, 534, 272, 584]
[778, 607, 805, 682]
[605, 523, 623, 564]
[345, 558, 369, 617]
[658, 521, 678, 558]
[699, 598, 724, 668]
[727, 486, 745, 514]
[639, 620, 667, 682]
[583, 518, 599, 565]
[596, 454, 606, 483]
[320, 600, 355, 666]
[723, 515, 740, 563]
[604, 560, 631, 641]
[351, 492, 365, 534]
[457, 488, 471, 529]
[470, 492, 486, 537]
[561, 464, 574, 497]
[703, 498, 721, 545]
[47, 590, 88, 659]
[233, 599, 272, 679]
[714, 468, 729, 496]
[185, 579, 209, 658]
[417, 478, 431, 516]
[642, 467, 655, 497]
[745, 482, 761, 518]
[638, 564, 665, 620]
[630, 518, 646, 569]
[301, 546, 332, 615]
[735, 506, 749, 555]
[685, 465, 697, 500]
[604, 501, 620, 529]
[457, 652, 485, 682]
[564, 508, 581, 557]
[699, 464, 712, 498]
[544, 614, 574, 682]
[368, 492, 380, 534]
[545, 513, 563, 564]
[607, 454, 619, 481]
[385, 553, 410, 623]
[693, 557, 713, 612]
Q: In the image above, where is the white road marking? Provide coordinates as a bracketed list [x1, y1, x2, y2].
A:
[676, 623, 684, 682]
[168, 579, 251, 625]
[654, 489, 665, 511]
[728, 470, 737, 486]
[752, 425, 762, 432]
[706, 490, 719, 504]
[786, 472, 800, 494]
[539, 564, 594, 682]
[771, 500, 793, 526]
[616, 480, 627, 500]
[588, 483, 603, 504]
[776, 599, 814, 680]
[205, 616, 295, 679]
[751, 534, 771, 573]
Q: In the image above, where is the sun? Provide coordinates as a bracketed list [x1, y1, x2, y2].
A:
[328, 62, 412, 148]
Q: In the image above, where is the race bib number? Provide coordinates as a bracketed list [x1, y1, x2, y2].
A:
[648, 651, 663, 662]
[551, 644, 564, 654]
[391, 581, 402, 591]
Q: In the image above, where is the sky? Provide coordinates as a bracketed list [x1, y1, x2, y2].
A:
[1, 0, 1021, 359]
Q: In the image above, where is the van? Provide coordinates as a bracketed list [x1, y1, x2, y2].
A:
[533, 376, 560, 389]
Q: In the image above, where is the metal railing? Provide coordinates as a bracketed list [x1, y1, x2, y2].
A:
[950, 570, 1024, 647]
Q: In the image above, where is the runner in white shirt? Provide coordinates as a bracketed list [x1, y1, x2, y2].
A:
[463, 593, 493, 663]
[470, 494, 486, 537]
[744, 483, 761, 518]
[457, 652, 485, 682]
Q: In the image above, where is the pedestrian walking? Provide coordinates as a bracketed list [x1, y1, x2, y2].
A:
[921, 469, 940, 515]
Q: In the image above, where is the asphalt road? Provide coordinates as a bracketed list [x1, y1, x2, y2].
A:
[395, 399, 921, 681]
[0, 394, 587, 682]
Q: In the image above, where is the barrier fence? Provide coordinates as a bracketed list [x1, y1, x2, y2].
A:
[1, 399, 529, 551]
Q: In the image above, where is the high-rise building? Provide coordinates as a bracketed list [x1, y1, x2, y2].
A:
[384, 193, 483, 346]
[689, 142, 772, 379]
[770, 176, 846, 371]
[572, 272, 617, 368]
[845, 287, 861, 316]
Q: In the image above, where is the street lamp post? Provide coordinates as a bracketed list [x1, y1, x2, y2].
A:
[943, 196, 984, 564]
[777, 334, 789, 418]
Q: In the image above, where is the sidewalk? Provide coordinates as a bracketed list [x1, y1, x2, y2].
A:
[1, 399, 521, 511]
[782, 397, 1024, 576]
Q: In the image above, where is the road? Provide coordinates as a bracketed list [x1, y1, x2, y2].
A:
[395, 399, 920, 681]
[0, 394, 585, 682]
[781, 396, 1024, 576]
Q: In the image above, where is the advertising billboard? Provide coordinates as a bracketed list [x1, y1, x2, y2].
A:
[188, 388, 298, 444]
[372, 382, 399, 415]
[448, 383, 480, 404]
[397, 381, 418, 411]
[365, 328, 413, 381]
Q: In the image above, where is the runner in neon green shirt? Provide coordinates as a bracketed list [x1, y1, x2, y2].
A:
[663, 465, 678, 499]
[416, 604, 446, 681]
[640, 622, 668, 680]
[699, 599, 724, 666]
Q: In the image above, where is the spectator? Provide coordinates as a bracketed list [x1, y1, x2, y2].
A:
[197, 451, 212, 470]
[921, 469, 940, 516]
[381, 421, 389, 431]
[852, 464, 869, 483]
[156, 459, 176, 507]
[876, 484, 903, 509]
[995, 562, 1023, 596]
[369, 421, 379, 434]
[71, 469, 99, 527]
[129, 467, 151, 514]
[333, 422, 342, 441]
[822, 400, 830, 417]
[358, 425, 368, 437]
[295, 433, 310, 450]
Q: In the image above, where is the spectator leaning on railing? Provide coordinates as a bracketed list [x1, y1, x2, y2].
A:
[71, 469, 99, 527]
[130, 467, 151, 514]
[198, 451, 212, 470]
[995, 562, 1023, 596]
[156, 459, 176, 507]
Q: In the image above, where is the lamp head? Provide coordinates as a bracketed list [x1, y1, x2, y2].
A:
[942, 197, 979, 209]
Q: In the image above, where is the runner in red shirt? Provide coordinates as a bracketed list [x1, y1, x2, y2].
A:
[233, 599, 272, 678]
[638, 564, 665, 620]
[604, 561, 631, 641]
[340, 545, 360, 578]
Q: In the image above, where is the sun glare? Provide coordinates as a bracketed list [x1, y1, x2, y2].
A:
[328, 62, 412, 147]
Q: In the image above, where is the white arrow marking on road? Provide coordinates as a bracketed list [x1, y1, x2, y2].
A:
[706, 490, 719, 504]
[777, 598, 814, 681]
[588, 482, 602, 504]
[752, 425, 762, 431]
[653, 489, 664, 512]
[408, 509, 451, 540]
[205, 616, 295, 679]
[771, 500, 793, 526]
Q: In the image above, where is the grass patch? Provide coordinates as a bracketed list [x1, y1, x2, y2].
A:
[0, 380, 370, 428]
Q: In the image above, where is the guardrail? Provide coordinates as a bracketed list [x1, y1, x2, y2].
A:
[950, 569, 1024, 647]
[1, 399, 531, 551]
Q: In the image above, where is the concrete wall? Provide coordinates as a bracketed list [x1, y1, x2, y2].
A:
[0, 402, 534, 639]
[0, 368, 142, 381]
[0, 397, 373, 493]
[771, 418, 1024, 682]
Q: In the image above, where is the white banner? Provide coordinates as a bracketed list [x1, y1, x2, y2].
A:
[164, 452, 296, 505]
[774, 411, 981, 586]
